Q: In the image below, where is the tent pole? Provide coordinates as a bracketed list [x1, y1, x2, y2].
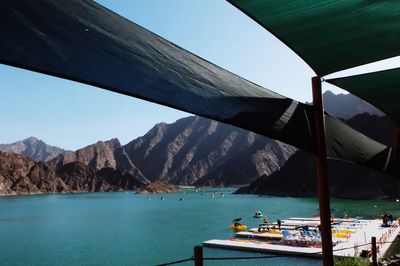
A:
[393, 128, 400, 158]
[312, 76, 333, 266]
[393, 128, 400, 196]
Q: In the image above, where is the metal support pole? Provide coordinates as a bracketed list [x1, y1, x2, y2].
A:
[312, 76, 334, 266]
[194, 245, 203, 266]
[371, 236, 378, 266]
[393, 128, 400, 200]
[393, 128, 400, 159]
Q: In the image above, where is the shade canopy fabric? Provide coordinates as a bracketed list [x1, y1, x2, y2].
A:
[327, 68, 400, 126]
[0, 0, 397, 176]
[228, 0, 400, 76]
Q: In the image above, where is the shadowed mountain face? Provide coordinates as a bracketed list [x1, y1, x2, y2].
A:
[49, 139, 149, 184]
[344, 113, 394, 146]
[237, 149, 400, 199]
[0, 137, 72, 161]
[124, 116, 296, 186]
[237, 114, 399, 199]
[322, 91, 384, 119]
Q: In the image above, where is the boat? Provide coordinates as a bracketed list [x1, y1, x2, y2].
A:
[230, 223, 248, 232]
[253, 211, 263, 218]
[253, 226, 281, 234]
[230, 218, 248, 232]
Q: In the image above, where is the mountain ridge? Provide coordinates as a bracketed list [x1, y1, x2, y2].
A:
[0, 151, 146, 195]
[124, 116, 296, 186]
[322, 90, 384, 119]
[49, 138, 149, 185]
[0, 91, 391, 197]
[0, 137, 72, 161]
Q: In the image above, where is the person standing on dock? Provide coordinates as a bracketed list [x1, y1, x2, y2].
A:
[277, 219, 281, 230]
[389, 214, 394, 225]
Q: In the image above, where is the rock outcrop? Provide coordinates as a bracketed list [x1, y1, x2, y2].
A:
[136, 181, 179, 194]
[50, 139, 149, 184]
[0, 151, 69, 195]
[0, 151, 146, 196]
[0, 137, 71, 161]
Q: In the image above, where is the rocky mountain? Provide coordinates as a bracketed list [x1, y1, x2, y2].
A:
[0, 117, 296, 194]
[322, 90, 384, 119]
[0, 151, 69, 195]
[237, 114, 399, 199]
[56, 162, 145, 192]
[236, 149, 400, 199]
[0, 137, 71, 161]
[49, 138, 149, 184]
[124, 116, 296, 186]
[0, 151, 146, 196]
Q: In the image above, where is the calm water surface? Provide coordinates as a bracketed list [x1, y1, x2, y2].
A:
[1, 189, 399, 265]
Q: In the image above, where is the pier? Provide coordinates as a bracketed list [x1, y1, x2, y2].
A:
[204, 218, 400, 259]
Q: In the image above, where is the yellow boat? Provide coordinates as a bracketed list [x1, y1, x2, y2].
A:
[334, 232, 351, 239]
[332, 228, 355, 234]
[268, 229, 281, 234]
[230, 224, 248, 231]
[338, 229, 355, 234]
[230, 218, 247, 232]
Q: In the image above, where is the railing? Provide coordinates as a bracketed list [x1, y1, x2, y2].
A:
[156, 238, 395, 266]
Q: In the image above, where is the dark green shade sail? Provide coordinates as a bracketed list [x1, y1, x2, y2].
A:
[327, 68, 400, 126]
[229, 0, 400, 76]
[0, 0, 398, 177]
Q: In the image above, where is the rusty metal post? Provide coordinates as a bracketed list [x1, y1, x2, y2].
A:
[312, 76, 334, 266]
[194, 245, 203, 266]
[371, 236, 378, 266]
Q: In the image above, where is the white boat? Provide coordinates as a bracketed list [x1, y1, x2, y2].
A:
[253, 211, 263, 218]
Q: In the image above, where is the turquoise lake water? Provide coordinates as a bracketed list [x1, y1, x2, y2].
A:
[1, 189, 400, 265]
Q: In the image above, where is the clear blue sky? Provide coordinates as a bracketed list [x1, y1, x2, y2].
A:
[0, 0, 399, 150]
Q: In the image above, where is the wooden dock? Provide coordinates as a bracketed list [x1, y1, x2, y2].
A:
[204, 218, 400, 259]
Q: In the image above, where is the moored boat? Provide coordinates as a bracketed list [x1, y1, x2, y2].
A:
[253, 211, 263, 218]
[230, 218, 248, 232]
[230, 224, 248, 232]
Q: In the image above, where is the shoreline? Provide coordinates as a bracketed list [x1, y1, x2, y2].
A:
[0, 189, 399, 202]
